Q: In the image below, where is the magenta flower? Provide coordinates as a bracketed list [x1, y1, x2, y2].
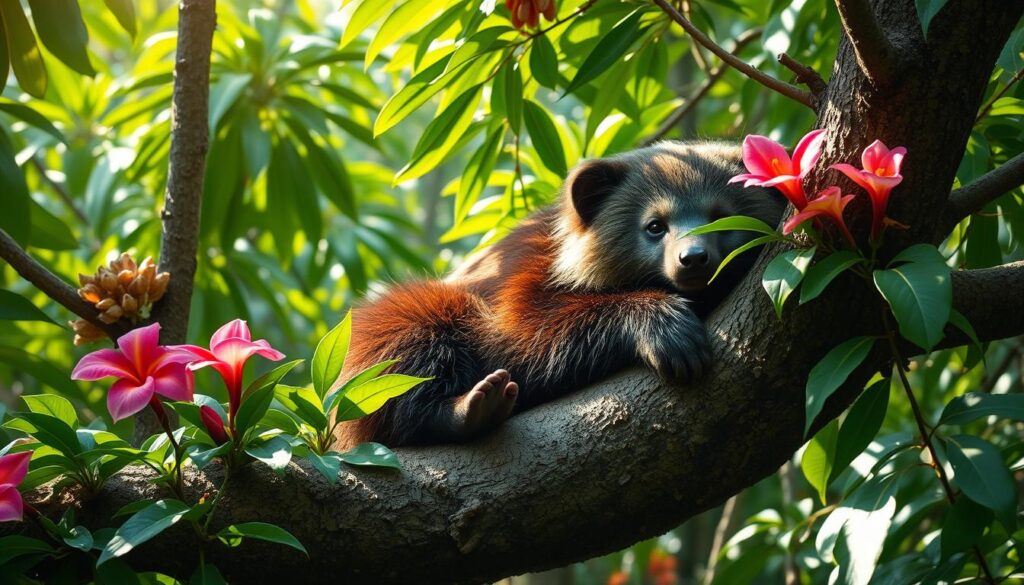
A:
[72, 323, 195, 422]
[783, 187, 858, 248]
[831, 139, 906, 240]
[182, 320, 284, 428]
[729, 129, 826, 210]
[199, 405, 229, 445]
[0, 451, 32, 522]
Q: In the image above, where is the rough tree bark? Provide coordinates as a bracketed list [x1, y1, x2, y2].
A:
[8, 0, 1024, 583]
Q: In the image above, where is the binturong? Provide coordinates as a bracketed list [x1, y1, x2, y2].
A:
[332, 141, 786, 448]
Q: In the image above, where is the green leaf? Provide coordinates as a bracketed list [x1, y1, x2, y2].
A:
[0, 0, 47, 98]
[831, 379, 889, 484]
[800, 251, 863, 305]
[217, 522, 307, 555]
[804, 336, 875, 436]
[189, 563, 227, 585]
[0, 99, 64, 142]
[208, 73, 251, 132]
[97, 500, 191, 566]
[63, 525, 93, 552]
[275, 384, 326, 430]
[763, 247, 816, 319]
[340, 0, 398, 48]
[27, 0, 94, 75]
[22, 394, 77, 427]
[563, 10, 646, 96]
[889, 243, 946, 266]
[187, 442, 230, 471]
[103, 0, 137, 38]
[523, 99, 566, 176]
[873, 260, 951, 350]
[948, 308, 982, 351]
[338, 442, 400, 469]
[244, 436, 292, 473]
[802, 419, 838, 504]
[529, 33, 559, 89]
[945, 434, 1017, 530]
[914, 0, 950, 38]
[311, 312, 352, 398]
[306, 451, 341, 483]
[323, 359, 398, 414]
[0, 289, 59, 326]
[4, 411, 81, 456]
[28, 199, 77, 251]
[940, 496, 992, 560]
[0, 129, 31, 245]
[502, 63, 523, 136]
[365, 0, 443, 67]
[940, 392, 1024, 427]
[835, 472, 899, 585]
[0, 535, 53, 564]
[707, 235, 776, 284]
[685, 215, 779, 237]
[235, 359, 303, 435]
[0, 346, 81, 398]
[456, 124, 504, 224]
[394, 84, 481, 183]
[333, 374, 429, 422]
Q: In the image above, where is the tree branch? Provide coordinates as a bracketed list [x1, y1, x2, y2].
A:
[643, 29, 763, 145]
[652, 0, 815, 110]
[777, 53, 827, 95]
[943, 151, 1024, 233]
[975, 68, 1024, 123]
[832, 0, 900, 88]
[0, 229, 123, 339]
[149, 0, 217, 346]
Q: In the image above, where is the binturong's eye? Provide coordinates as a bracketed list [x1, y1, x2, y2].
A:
[645, 219, 667, 237]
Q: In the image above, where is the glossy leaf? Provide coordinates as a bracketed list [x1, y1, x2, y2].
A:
[940, 392, 1024, 426]
[333, 374, 429, 421]
[217, 522, 307, 555]
[804, 336, 875, 435]
[873, 259, 951, 350]
[244, 436, 292, 473]
[337, 442, 400, 469]
[800, 251, 863, 305]
[97, 500, 191, 565]
[563, 10, 646, 96]
[685, 215, 779, 237]
[27, 0, 94, 75]
[831, 378, 889, 484]
[763, 247, 816, 319]
[0, 289, 59, 326]
[523, 99, 567, 176]
[235, 359, 303, 435]
[945, 434, 1017, 530]
[802, 419, 838, 504]
[311, 312, 352, 398]
[940, 497, 991, 560]
[0, 0, 46, 97]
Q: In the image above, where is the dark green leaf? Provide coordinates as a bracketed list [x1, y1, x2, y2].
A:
[189, 563, 227, 585]
[708, 235, 776, 284]
[208, 73, 251, 132]
[522, 99, 566, 176]
[306, 451, 341, 483]
[873, 260, 951, 351]
[0, 289, 59, 326]
[28, 0, 94, 75]
[337, 442, 400, 469]
[63, 525, 93, 552]
[940, 392, 1024, 426]
[914, 0, 950, 38]
[0, 535, 53, 564]
[763, 247, 816, 319]
[804, 336, 875, 436]
[0, 99, 63, 142]
[800, 251, 863, 305]
[0, 129, 31, 245]
[217, 522, 307, 555]
[0, 0, 47, 97]
[831, 379, 889, 484]
[244, 436, 292, 473]
[529, 34, 559, 89]
[4, 411, 81, 456]
[97, 500, 191, 565]
[563, 10, 646, 96]
[945, 434, 1017, 530]
[235, 359, 303, 435]
[311, 312, 352, 398]
[103, 0, 137, 38]
[502, 64, 523, 135]
[28, 199, 77, 251]
[940, 496, 991, 560]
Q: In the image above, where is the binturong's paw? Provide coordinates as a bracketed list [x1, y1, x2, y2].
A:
[635, 299, 712, 383]
[450, 369, 519, 439]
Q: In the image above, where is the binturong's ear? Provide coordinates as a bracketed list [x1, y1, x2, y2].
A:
[565, 158, 629, 225]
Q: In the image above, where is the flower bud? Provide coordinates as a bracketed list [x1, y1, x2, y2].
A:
[79, 284, 102, 303]
[121, 294, 138, 314]
[99, 270, 119, 293]
[200, 405, 230, 445]
[96, 298, 115, 311]
[118, 269, 134, 286]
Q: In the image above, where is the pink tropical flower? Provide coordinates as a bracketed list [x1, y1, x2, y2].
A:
[0, 451, 32, 522]
[72, 323, 195, 422]
[199, 405, 229, 445]
[783, 186, 858, 248]
[831, 139, 906, 239]
[181, 320, 284, 428]
[729, 129, 827, 210]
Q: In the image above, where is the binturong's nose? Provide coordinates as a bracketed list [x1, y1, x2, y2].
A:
[679, 245, 710, 269]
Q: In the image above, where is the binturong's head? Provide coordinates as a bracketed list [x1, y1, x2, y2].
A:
[551, 141, 786, 308]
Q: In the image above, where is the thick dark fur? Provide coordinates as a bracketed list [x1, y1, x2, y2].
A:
[333, 141, 785, 448]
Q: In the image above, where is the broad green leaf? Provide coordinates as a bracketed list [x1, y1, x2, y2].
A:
[244, 436, 292, 473]
[307, 451, 341, 483]
[103, 0, 137, 38]
[0, 0, 46, 97]
[311, 312, 352, 398]
[831, 379, 889, 484]
[62, 526, 93, 552]
[456, 124, 505, 224]
[940, 496, 992, 560]
[0, 129, 31, 245]
[394, 84, 481, 183]
[268, 137, 321, 243]
[685, 215, 779, 236]
[22, 394, 77, 427]
[802, 419, 838, 504]
[275, 384, 326, 430]
[338, 442, 400, 469]
[208, 73, 251, 132]
[340, 0, 399, 48]
[945, 434, 1017, 530]
[563, 10, 646, 96]
[217, 522, 307, 555]
[0, 289, 59, 326]
[523, 99, 566, 176]
[189, 563, 227, 585]
[914, 0, 950, 38]
[333, 374, 429, 421]
[323, 359, 399, 414]
[502, 63, 523, 136]
[235, 359, 303, 435]
[800, 251, 863, 304]
[188, 442, 230, 471]
[28, 200, 77, 251]
[804, 336, 875, 435]
[940, 392, 1024, 426]
[763, 247, 816, 319]
[889, 243, 946, 266]
[4, 411, 81, 456]
[0, 99, 63, 142]
[0, 535, 53, 564]
[873, 260, 951, 350]
[97, 500, 191, 565]
[707, 235, 776, 283]
[27, 0, 94, 75]
[529, 33, 559, 89]
[365, 0, 444, 68]
[835, 473, 899, 585]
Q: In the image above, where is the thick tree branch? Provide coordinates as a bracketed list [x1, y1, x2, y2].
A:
[833, 0, 900, 88]
[943, 151, 1024, 233]
[777, 53, 827, 95]
[643, 29, 762, 145]
[652, 0, 815, 110]
[149, 0, 216, 345]
[0, 229, 123, 339]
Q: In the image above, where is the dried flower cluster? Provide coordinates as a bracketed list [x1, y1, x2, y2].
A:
[69, 253, 170, 345]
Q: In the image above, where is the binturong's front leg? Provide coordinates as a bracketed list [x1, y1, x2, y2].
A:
[488, 288, 712, 403]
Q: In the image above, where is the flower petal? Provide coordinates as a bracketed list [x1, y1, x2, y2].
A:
[0, 484, 23, 522]
[793, 129, 826, 176]
[107, 377, 157, 423]
[0, 451, 32, 486]
[71, 349, 137, 382]
[116, 323, 164, 374]
[830, 163, 873, 191]
[742, 135, 792, 177]
[151, 362, 195, 403]
[211, 338, 285, 368]
[888, 146, 907, 175]
[211, 319, 252, 348]
[782, 209, 825, 234]
[860, 139, 890, 171]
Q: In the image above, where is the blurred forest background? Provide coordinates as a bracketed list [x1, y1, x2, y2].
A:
[0, 0, 1021, 583]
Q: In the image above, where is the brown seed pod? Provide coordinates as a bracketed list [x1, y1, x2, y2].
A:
[72, 251, 173, 334]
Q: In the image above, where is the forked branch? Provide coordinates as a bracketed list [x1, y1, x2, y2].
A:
[833, 0, 900, 88]
[944, 151, 1024, 233]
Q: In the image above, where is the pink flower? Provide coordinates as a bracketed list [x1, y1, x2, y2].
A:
[181, 320, 284, 428]
[72, 323, 195, 422]
[0, 451, 32, 522]
[199, 405, 229, 445]
[831, 139, 906, 239]
[783, 187, 858, 248]
[729, 129, 826, 210]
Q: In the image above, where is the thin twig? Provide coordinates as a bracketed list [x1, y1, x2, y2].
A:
[0, 228, 123, 339]
[652, 0, 815, 109]
[643, 29, 763, 145]
[702, 494, 738, 585]
[833, 0, 900, 89]
[681, 0, 710, 73]
[777, 53, 827, 95]
[945, 151, 1024, 233]
[979, 342, 1021, 394]
[976, 68, 1024, 124]
[30, 157, 89, 225]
